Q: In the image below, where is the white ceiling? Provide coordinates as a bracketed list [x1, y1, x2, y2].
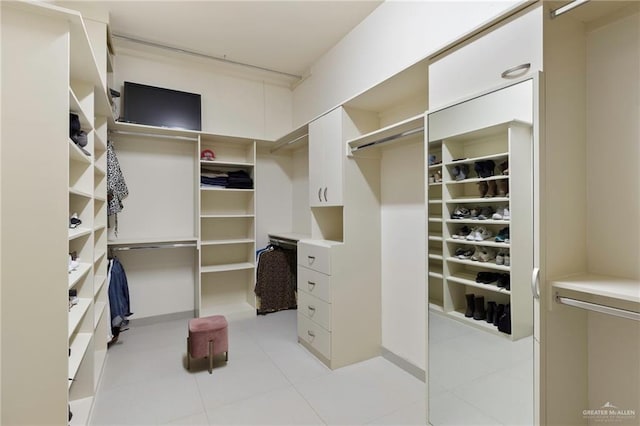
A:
[95, 1, 383, 79]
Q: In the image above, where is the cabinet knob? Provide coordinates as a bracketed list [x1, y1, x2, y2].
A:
[318, 187, 323, 202]
[501, 63, 531, 79]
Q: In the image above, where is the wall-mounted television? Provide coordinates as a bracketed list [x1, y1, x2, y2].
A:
[122, 81, 202, 131]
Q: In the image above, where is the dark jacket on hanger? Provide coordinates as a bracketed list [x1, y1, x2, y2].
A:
[255, 246, 296, 314]
[108, 258, 132, 335]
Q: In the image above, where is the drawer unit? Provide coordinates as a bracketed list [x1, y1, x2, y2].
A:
[298, 241, 331, 274]
[298, 290, 332, 331]
[298, 314, 331, 359]
[297, 266, 331, 303]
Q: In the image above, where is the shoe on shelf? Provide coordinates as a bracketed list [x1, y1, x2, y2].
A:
[68, 254, 80, 273]
[451, 206, 471, 219]
[469, 207, 481, 219]
[456, 247, 474, 260]
[498, 304, 511, 334]
[465, 293, 475, 318]
[429, 154, 437, 166]
[473, 296, 486, 320]
[478, 247, 497, 263]
[494, 304, 505, 326]
[495, 227, 510, 243]
[474, 160, 495, 178]
[452, 225, 471, 239]
[485, 180, 497, 197]
[504, 252, 511, 267]
[486, 301, 497, 324]
[471, 226, 492, 241]
[452, 163, 470, 181]
[428, 174, 435, 184]
[492, 206, 510, 220]
[478, 181, 488, 197]
[466, 227, 480, 241]
[470, 246, 483, 261]
[499, 161, 509, 176]
[477, 206, 495, 220]
[496, 251, 505, 265]
[476, 271, 500, 284]
[69, 213, 82, 229]
[435, 170, 442, 182]
[497, 179, 509, 197]
[497, 273, 510, 290]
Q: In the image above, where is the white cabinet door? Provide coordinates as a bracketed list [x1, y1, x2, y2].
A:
[308, 114, 325, 206]
[429, 5, 543, 109]
[320, 107, 344, 206]
[308, 107, 344, 207]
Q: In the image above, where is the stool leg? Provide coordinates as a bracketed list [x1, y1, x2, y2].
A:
[225, 351, 229, 362]
[208, 340, 214, 374]
[186, 336, 190, 370]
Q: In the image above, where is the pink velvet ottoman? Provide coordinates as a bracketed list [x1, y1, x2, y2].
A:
[187, 315, 229, 373]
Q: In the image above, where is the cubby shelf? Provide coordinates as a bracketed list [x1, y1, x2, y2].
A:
[68, 263, 92, 289]
[200, 262, 254, 273]
[447, 273, 511, 295]
[68, 298, 91, 338]
[201, 238, 254, 246]
[446, 238, 510, 248]
[446, 256, 511, 272]
[68, 332, 92, 388]
[68, 227, 92, 240]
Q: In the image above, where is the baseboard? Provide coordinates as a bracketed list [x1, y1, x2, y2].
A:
[128, 310, 194, 327]
[381, 346, 426, 382]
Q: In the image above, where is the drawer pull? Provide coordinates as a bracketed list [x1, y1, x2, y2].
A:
[307, 330, 315, 338]
[308, 305, 316, 314]
[323, 187, 328, 202]
[318, 188, 322, 202]
[307, 255, 316, 264]
[501, 63, 531, 79]
[307, 281, 316, 290]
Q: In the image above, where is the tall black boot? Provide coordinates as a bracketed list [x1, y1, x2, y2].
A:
[486, 301, 496, 323]
[473, 296, 486, 320]
[465, 293, 475, 318]
[494, 304, 505, 326]
[498, 303, 511, 334]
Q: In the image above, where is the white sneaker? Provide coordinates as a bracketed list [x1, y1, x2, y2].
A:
[504, 252, 511, 266]
[492, 206, 509, 220]
[496, 251, 505, 265]
[502, 207, 510, 220]
[473, 227, 492, 241]
[68, 255, 79, 273]
[466, 227, 479, 241]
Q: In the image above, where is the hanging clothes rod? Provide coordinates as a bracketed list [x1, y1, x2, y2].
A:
[555, 294, 640, 322]
[268, 236, 298, 249]
[109, 129, 198, 142]
[270, 133, 308, 153]
[110, 243, 197, 251]
[351, 126, 424, 153]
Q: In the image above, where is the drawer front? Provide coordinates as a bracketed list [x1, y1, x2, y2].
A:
[298, 242, 331, 274]
[298, 314, 331, 359]
[297, 266, 331, 303]
[298, 291, 332, 331]
[429, 6, 542, 109]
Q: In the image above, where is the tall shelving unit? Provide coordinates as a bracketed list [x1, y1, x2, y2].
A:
[1, 2, 111, 423]
[198, 134, 257, 318]
[428, 91, 534, 340]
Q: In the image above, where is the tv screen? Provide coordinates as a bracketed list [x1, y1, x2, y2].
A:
[122, 82, 202, 131]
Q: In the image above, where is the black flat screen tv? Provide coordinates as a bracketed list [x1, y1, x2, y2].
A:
[122, 81, 202, 131]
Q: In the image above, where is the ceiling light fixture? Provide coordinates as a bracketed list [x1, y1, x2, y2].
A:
[550, 0, 590, 18]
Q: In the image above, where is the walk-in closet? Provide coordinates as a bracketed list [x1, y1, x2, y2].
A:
[1, 1, 638, 425]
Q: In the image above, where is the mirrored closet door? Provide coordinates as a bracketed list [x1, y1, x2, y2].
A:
[426, 78, 537, 425]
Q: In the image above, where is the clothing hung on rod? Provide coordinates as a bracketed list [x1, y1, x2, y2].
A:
[107, 257, 133, 341]
[255, 245, 297, 315]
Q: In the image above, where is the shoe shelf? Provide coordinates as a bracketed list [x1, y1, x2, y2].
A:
[447, 256, 511, 272]
[93, 301, 106, 328]
[428, 269, 444, 279]
[68, 227, 92, 240]
[446, 196, 510, 204]
[93, 274, 107, 297]
[428, 199, 443, 204]
[428, 234, 443, 242]
[428, 252, 443, 261]
[68, 332, 92, 389]
[428, 216, 443, 223]
[446, 238, 510, 249]
[427, 113, 533, 340]
[446, 219, 509, 225]
[68, 298, 91, 338]
[69, 187, 93, 199]
[69, 139, 92, 164]
[428, 182, 442, 187]
[447, 272, 511, 295]
[68, 263, 92, 289]
[428, 163, 443, 172]
[69, 87, 92, 131]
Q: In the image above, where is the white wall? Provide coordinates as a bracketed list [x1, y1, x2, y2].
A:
[114, 46, 293, 141]
[293, 0, 522, 126]
[255, 147, 295, 249]
[380, 140, 426, 369]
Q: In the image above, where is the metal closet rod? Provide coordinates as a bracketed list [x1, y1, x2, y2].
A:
[112, 33, 303, 80]
[352, 126, 424, 152]
[556, 294, 640, 322]
[110, 243, 197, 251]
[268, 237, 298, 248]
[109, 129, 198, 142]
[270, 133, 308, 153]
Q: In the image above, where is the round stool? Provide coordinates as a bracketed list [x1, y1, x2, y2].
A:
[187, 315, 228, 374]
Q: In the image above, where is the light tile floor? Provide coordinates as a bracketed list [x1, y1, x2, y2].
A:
[428, 310, 534, 426]
[90, 310, 426, 425]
